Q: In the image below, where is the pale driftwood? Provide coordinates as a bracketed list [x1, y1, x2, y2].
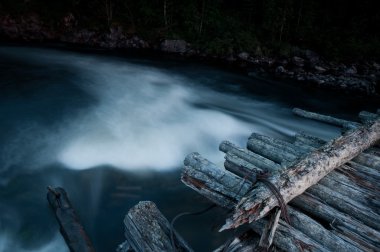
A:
[221, 119, 380, 230]
[292, 108, 360, 127]
[292, 193, 380, 250]
[359, 111, 379, 123]
[47, 187, 95, 252]
[182, 153, 361, 252]
[123, 201, 193, 252]
[220, 141, 281, 171]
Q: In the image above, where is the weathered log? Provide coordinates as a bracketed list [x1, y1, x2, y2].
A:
[47, 187, 95, 252]
[224, 138, 380, 206]
[220, 141, 281, 171]
[292, 108, 361, 127]
[182, 154, 361, 252]
[183, 153, 253, 208]
[250, 219, 329, 252]
[307, 183, 380, 231]
[123, 201, 193, 252]
[292, 193, 380, 250]
[359, 111, 379, 123]
[221, 119, 380, 230]
[225, 153, 263, 174]
[247, 137, 297, 164]
[258, 208, 281, 249]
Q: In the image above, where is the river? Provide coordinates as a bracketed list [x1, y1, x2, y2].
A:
[0, 45, 377, 251]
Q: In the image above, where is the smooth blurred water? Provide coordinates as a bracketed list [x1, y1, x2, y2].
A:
[0, 45, 378, 251]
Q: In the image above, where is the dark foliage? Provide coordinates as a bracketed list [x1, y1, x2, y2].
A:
[1, 0, 379, 60]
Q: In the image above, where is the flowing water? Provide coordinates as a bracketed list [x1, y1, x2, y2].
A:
[0, 45, 378, 251]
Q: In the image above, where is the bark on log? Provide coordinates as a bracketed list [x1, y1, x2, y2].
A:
[182, 154, 361, 252]
[292, 108, 361, 127]
[47, 187, 95, 252]
[221, 119, 380, 230]
[123, 201, 193, 252]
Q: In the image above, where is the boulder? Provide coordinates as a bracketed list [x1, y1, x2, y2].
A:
[160, 39, 187, 53]
[292, 56, 305, 67]
[238, 52, 250, 60]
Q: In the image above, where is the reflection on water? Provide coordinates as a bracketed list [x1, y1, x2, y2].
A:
[0, 46, 377, 251]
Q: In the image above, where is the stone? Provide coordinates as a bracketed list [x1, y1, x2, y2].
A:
[275, 66, 286, 74]
[292, 56, 305, 67]
[160, 39, 187, 53]
[314, 66, 327, 73]
[238, 52, 250, 60]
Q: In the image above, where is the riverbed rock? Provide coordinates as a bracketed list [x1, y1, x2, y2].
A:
[238, 52, 250, 60]
[160, 39, 187, 53]
[292, 56, 305, 67]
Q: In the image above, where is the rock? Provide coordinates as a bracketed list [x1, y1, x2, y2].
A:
[315, 66, 327, 73]
[292, 56, 305, 67]
[275, 65, 286, 74]
[345, 66, 357, 75]
[238, 52, 249, 60]
[160, 39, 187, 53]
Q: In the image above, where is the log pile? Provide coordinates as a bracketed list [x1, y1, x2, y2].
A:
[117, 108, 380, 252]
[182, 108, 380, 251]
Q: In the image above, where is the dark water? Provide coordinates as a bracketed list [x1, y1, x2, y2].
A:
[0, 45, 378, 252]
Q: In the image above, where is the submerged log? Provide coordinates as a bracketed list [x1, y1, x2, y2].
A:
[123, 201, 193, 252]
[292, 108, 360, 127]
[47, 187, 95, 252]
[221, 119, 380, 230]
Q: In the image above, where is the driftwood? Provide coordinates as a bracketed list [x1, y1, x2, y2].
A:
[221, 119, 380, 230]
[124, 201, 193, 252]
[182, 153, 361, 252]
[47, 187, 95, 252]
[122, 201, 193, 252]
[292, 108, 360, 127]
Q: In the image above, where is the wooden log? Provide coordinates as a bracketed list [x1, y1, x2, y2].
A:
[292, 108, 361, 127]
[182, 154, 361, 252]
[292, 193, 380, 250]
[225, 153, 263, 174]
[219, 141, 281, 171]
[258, 208, 281, 249]
[221, 119, 380, 230]
[224, 137, 380, 204]
[250, 219, 329, 252]
[182, 152, 253, 208]
[123, 201, 193, 252]
[359, 111, 379, 123]
[247, 137, 297, 164]
[307, 183, 380, 231]
[47, 187, 95, 252]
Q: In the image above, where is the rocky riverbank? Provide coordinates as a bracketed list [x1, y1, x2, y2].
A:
[1, 13, 379, 96]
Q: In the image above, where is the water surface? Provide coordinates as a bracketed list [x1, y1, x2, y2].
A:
[0, 45, 377, 251]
